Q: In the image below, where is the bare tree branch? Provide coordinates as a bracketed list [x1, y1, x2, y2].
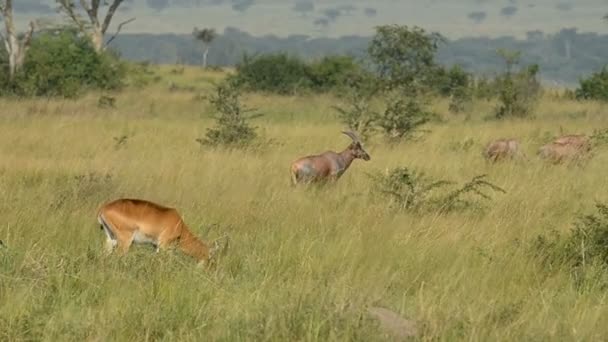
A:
[57, 0, 87, 33]
[22, 21, 35, 49]
[104, 16, 134, 48]
[101, 0, 124, 34]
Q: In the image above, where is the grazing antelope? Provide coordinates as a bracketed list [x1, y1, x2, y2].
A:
[97, 198, 221, 267]
[553, 134, 591, 150]
[538, 143, 589, 164]
[483, 138, 523, 162]
[538, 134, 592, 164]
[290, 131, 371, 185]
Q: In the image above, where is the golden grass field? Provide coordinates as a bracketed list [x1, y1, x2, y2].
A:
[1, 66, 608, 341]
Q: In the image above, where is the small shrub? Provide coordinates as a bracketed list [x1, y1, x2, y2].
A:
[369, 167, 452, 210]
[376, 87, 433, 141]
[98, 95, 116, 109]
[575, 67, 608, 101]
[370, 167, 505, 212]
[439, 175, 506, 212]
[124, 61, 161, 88]
[473, 76, 498, 100]
[200, 81, 261, 148]
[493, 50, 541, 119]
[333, 73, 380, 140]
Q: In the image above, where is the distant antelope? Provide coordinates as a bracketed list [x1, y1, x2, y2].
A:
[538, 134, 592, 164]
[553, 134, 591, 150]
[97, 198, 222, 267]
[483, 138, 523, 162]
[290, 131, 371, 185]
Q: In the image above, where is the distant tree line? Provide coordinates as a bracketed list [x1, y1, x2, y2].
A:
[111, 26, 608, 86]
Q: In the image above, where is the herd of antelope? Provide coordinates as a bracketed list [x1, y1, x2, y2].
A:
[483, 134, 593, 164]
[93, 130, 594, 268]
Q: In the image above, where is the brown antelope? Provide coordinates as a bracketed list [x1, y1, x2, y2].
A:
[553, 134, 591, 150]
[483, 138, 523, 162]
[97, 198, 221, 267]
[538, 134, 592, 164]
[290, 131, 371, 185]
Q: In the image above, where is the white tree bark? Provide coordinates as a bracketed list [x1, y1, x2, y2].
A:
[0, 0, 35, 80]
[203, 45, 209, 68]
[57, 0, 134, 53]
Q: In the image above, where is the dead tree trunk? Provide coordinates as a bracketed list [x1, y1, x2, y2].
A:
[0, 0, 35, 80]
[57, 0, 134, 53]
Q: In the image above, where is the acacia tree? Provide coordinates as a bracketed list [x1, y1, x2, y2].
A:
[0, 0, 35, 80]
[368, 24, 444, 90]
[56, 0, 134, 53]
[367, 25, 443, 141]
[193, 27, 216, 68]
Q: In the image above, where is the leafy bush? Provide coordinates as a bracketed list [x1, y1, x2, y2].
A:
[368, 24, 444, 90]
[232, 53, 312, 94]
[376, 87, 434, 141]
[493, 50, 541, 119]
[369, 167, 452, 210]
[309, 55, 363, 91]
[575, 67, 608, 101]
[333, 73, 380, 140]
[9, 29, 126, 98]
[199, 81, 261, 148]
[232, 53, 365, 94]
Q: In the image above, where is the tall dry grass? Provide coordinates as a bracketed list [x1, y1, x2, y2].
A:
[1, 67, 608, 341]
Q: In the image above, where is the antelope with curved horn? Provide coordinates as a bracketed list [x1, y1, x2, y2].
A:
[97, 198, 223, 267]
[290, 131, 371, 185]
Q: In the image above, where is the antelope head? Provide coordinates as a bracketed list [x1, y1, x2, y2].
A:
[343, 131, 371, 161]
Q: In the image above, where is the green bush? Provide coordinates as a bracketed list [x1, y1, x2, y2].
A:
[232, 53, 367, 94]
[309, 55, 362, 91]
[232, 53, 313, 94]
[429, 65, 473, 113]
[5, 29, 125, 98]
[575, 67, 608, 101]
[376, 87, 434, 141]
[199, 81, 261, 148]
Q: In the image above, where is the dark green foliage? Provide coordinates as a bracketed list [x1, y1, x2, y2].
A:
[494, 50, 541, 119]
[575, 67, 608, 101]
[200, 81, 260, 148]
[233, 53, 312, 94]
[368, 24, 444, 90]
[232, 53, 364, 94]
[431, 65, 474, 113]
[309, 55, 363, 91]
[7, 29, 126, 98]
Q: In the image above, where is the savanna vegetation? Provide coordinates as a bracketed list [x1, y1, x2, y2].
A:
[1, 13, 608, 340]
